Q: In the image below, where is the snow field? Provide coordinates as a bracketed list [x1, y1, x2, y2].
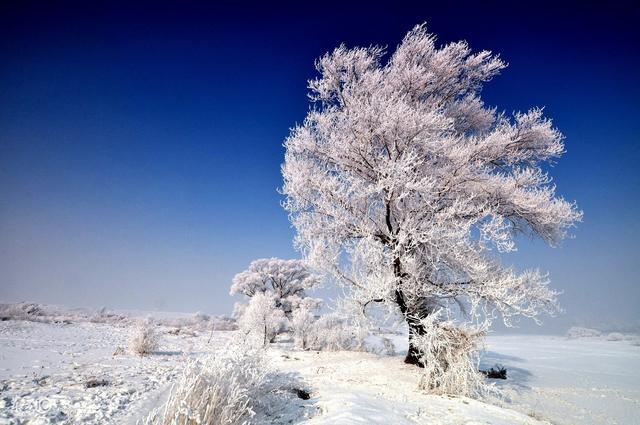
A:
[1, 315, 638, 424]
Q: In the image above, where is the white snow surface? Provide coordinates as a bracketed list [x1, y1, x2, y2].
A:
[0, 307, 638, 424]
[0, 319, 233, 424]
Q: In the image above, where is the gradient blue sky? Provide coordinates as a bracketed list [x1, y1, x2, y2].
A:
[1, 1, 638, 332]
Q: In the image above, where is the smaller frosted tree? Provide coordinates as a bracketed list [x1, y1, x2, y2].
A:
[230, 258, 321, 317]
[239, 292, 287, 347]
[290, 297, 322, 349]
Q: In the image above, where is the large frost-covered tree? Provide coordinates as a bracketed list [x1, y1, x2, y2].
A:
[282, 25, 581, 365]
[230, 258, 321, 317]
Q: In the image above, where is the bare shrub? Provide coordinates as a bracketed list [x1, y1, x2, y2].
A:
[130, 319, 159, 356]
[142, 341, 267, 425]
[412, 313, 487, 396]
[85, 378, 110, 388]
[481, 365, 507, 379]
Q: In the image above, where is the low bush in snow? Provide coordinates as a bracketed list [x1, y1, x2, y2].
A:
[130, 320, 159, 356]
[566, 326, 601, 339]
[0, 303, 236, 332]
[305, 313, 367, 352]
[355, 334, 399, 356]
[0, 303, 45, 321]
[193, 311, 210, 322]
[412, 313, 487, 397]
[372, 336, 396, 356]
[606, 332, 625, 341]
[481, 365, 507, 379]
[142, 339, 310, 425]
[153, 314, 236, 332]
[144, 343, 266, 425]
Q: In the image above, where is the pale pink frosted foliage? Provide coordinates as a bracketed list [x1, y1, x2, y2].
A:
[282, 24, 582, 328]
[230, 258, 321, 317]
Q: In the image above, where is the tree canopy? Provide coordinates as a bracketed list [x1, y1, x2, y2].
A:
[282, 24, 581, 363]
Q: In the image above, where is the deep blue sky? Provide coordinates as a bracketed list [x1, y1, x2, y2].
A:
[1, 1, 638, 332]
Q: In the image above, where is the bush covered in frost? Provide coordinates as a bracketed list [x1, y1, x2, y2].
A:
[606, 332, 625, 341]
[130, 319, 159, 356]
[143, 342, 267, 425]
[411, 313, 487, 396]
[305, 313, 367, 351]
[566, 326, 601, 339]
[0, 303, 44, 321]
[142, 339, 310, 425]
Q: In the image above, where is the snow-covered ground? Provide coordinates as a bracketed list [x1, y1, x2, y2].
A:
[0, 308, 638, 424]
[0, 319, 234, 424]
[482, 335, 640, 425]
[271, 347, 542, 424]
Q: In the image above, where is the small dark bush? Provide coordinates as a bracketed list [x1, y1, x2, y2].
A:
[480, 366, 507, 379]
[85, 379, 110, 388]
[293, 388, 311, 400]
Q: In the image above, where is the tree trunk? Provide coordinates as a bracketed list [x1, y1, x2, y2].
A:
[394, 285, 434, 367]
[404, 314, 427, 366]
[392, 255, 432, 367]
[264, 323, 268, 347]
[395, 288, 429, 367]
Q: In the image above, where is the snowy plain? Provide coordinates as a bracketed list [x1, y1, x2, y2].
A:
[0, 305, 638, 424]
